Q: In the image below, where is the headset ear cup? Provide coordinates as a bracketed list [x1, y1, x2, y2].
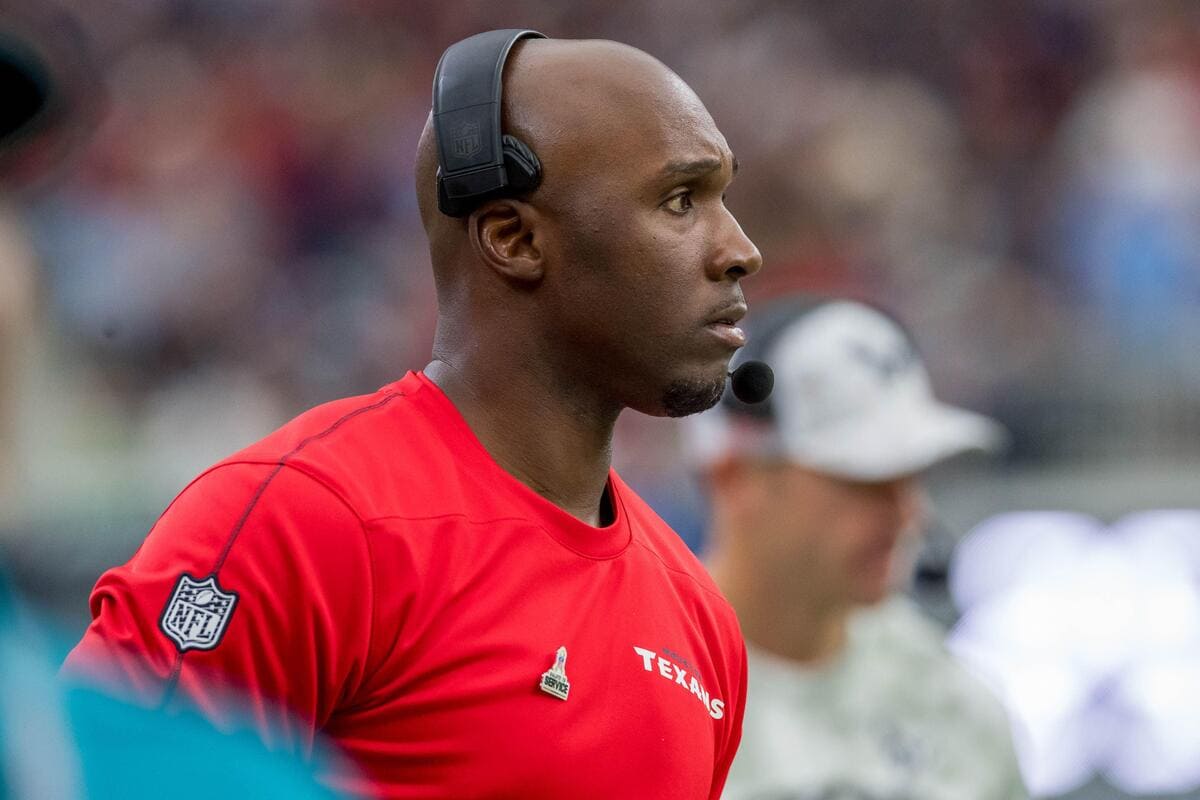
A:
[437, 136, 541, 215]
[436, 169, 468, 217]
[501, 134, 542, 193]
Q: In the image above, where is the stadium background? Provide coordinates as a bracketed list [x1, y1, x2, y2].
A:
[2, 1, 1199, 797]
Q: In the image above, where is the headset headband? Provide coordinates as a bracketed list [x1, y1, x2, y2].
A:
[432, 29, 545, 216]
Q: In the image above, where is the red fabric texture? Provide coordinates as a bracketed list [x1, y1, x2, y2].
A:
[66, 371, 746, 799]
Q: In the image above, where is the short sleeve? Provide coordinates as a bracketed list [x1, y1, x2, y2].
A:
[64, 461, 375, 754]
[710, 632, 748, 799]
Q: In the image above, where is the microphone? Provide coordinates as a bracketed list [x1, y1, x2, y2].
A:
[729, 360, 773, 404]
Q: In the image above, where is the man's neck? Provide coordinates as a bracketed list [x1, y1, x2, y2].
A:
[424, 357, 618, 526]
[710, 553, 851, 666]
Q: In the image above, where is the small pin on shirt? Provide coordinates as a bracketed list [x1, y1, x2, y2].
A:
[539, 646, 570, 701]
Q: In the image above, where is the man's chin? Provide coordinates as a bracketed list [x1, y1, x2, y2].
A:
[853, 586, 893, 608]
[659, 374, 727, 418]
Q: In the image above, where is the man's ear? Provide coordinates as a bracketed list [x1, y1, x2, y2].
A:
[468, 199, 544, 284]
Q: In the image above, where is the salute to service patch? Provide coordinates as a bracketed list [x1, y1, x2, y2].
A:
[539, 646, 571, 701]
[159, 574, 238, 652]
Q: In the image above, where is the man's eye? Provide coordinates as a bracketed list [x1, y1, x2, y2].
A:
[664, 191, 693, 214]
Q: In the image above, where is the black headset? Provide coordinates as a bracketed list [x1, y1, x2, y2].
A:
[433, 29, 546, 217]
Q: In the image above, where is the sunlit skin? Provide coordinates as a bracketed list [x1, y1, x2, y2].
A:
[705, 459, 927, 664]
[414, 39, 761, 524]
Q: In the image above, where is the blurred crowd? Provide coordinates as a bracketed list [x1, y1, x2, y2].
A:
[2, 1, 1200, 797]
[1, 0, 1199, 623]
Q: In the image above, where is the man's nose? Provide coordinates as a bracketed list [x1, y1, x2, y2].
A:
[710, 210, 763, 281]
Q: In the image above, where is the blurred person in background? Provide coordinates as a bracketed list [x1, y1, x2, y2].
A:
[1053, 0, 1200, 392]
[0, 6, 347, 797]
[2, 567, 348, 799]
[2, 573, 346, 799]
[4, 2, 1196, 798]
[65, 30, 760, 799]
[0, 0, 86, 514]
[686, 296, 1027, 800]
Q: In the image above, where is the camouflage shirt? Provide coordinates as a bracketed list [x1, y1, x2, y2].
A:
[724, 595, 1028, 800]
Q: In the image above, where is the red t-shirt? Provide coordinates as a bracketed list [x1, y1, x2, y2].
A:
[66, 371, 747, 799]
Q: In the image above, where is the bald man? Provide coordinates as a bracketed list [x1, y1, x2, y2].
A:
[66, 31, 761, 799]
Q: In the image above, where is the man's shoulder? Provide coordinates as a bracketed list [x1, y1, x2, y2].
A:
[146, 376, 472, 532]
[170, 373, 462, 522]
[229, 381, 413, 465]
[616, 474, 731, 611]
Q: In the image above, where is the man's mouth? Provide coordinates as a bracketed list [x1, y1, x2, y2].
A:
[704, 302, 748, 347]
[704, 320, 747, 348]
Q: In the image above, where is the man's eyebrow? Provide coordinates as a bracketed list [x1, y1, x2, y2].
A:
[659, 155, 738, 180]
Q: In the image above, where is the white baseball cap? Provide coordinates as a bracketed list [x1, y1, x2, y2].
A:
[685, 298, 1007, 481]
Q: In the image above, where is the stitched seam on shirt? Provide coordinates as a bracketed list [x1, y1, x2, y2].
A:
[254, 463, 378, 710]
[364, 511, 631, 562]
[357, 513, 380, 699]
[367, 475, 635, 562]
[630, 537, 734, 607]
[161, 391, 402, 704]
[209, 392, 401, 574]
[363, 511, 540, 525]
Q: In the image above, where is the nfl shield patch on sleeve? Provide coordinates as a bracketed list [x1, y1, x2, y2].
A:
[159, 574, 238, 652]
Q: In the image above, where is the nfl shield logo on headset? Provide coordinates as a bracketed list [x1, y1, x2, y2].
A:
[451, 120, 482, 158]
[159, 574, 238, 652]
